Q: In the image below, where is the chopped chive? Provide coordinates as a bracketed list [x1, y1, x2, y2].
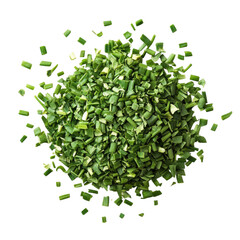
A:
[40, 61, 52, 67]
[198, 79, 206, 87]
[102, 216, 107, 223]
[156, 42, 164, 51]
[80, 50, 85, 57]
[78, 37, 86, 45]
[26, 123, 34, 128]
[103, 20, 112, 26]
[102, 196, 110, 207]
[119, 213, 125, 219]
[57, 71, 64, 77]
[81, 191, 93, 201]
[178, 54, 184, 60]
[139, 213, 144, 217]
[190, 75, 200, 81]
[185, 51, 192, 57]
[114, 197, 123, 206]
[124, 199, 133, 206]
[131, 23, 136, 31]
[183, 63, 192, 72]
[39, 82, 45, 88]
[88, 189, 98, 194]
[34, 127, 41, 136]
[56, 182, 61, 187]
[69, 52, 76, 60]
[74, 183, 82, 188]
[136, 19, 143, 26]
[50, 155, 55, 159]
[170, 24, 177, 33]
[179, 42, 188, 48]
[81, 208, 88, 215]
[123, 31, 132, 39]
[20, 135, 27, 143]
[21, 61, 32, 69]
[43, 83, 53, 89]
[26, 84, 35, 90]
[129, 38, 133, 43]
[211, 123, 218, 131]
[205, 105, 214, 112]
[154, 200, 158, 206]
[37, 110, 43, 115]
[140, 34, 151, 46]
[199, 119, 208, 126]
[64, 29, 71, 37]
[47, 64, 58, 77]
[18, 89, 25, 96]
[221, 111, 232, 120]
[19, 110, 29, 116]
[44, 168, 53, 176]
[92, 31, 103, 37]
[52, 161, 56, 168]
[40, 46, 47, 55]
[59, 194, 70, 200]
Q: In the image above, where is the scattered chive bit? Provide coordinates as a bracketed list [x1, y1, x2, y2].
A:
[221, 111, 232, 120]
[88, 189, 98, 194]
[21, 61, 32, 69]
[50, 155, 55, 159]
[81, 191, 93, 201]
[140, 34, 151, 46]
[190, 75, 200, 81]
[26, 123, 34, 128]
[124, 199, 133, 206]
[39, 82, 45, 88]
[92, 31, 103, 37]
[56, 182, 61, 187]
[59, 194, 70, 200]
[170, 24, 177, 33]
[69, 52, 76, 60]
[123, 31, 132, 39]
[43, 83, 53, 90]
[136, 19, 143, 26]
[26, 84, 35, 90]
[34, 127, 41, 136]
[103, 20, 112, 26]
[139, 213, 144, 217]
[81, 208, 88, 215]
[74, 183, 82, 188]
[200, 119, 208, 126]
[119, 213, 125, 219]
[44, 168, 53, 176]
[18, 89, 25, 96]
[57, 71, 64, 77]
[80, 50, 85, 57]
[211, 123, 218, 131]
[185, 51, 192, 57]
[154, 200, 158, 206]
[20, 135, 27, 143]
[198, 79, 206, 87]
[179, 42, 188, 48]
[156, 42, 164, 51]
[178, 54, 184, 60]
[47, 64, 58, 77]
[114, 198, 123, 206]
[78, 37, 86, 45]
[52, 161, 56, 168]
[131, 23, 136, 31]
[102, 216, 107, 223]
[40, 46, 47, 55]
[40, 61, 52, 67]
[64, 29, 71, 37]
[19, 110, 29, 116]
[102, 196, 109, 207]
[37, 110, 43, 115]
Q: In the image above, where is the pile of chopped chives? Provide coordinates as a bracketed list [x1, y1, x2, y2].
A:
[19, 19, 232, 222]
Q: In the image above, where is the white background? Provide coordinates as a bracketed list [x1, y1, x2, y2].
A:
[0, 0, 240, 239]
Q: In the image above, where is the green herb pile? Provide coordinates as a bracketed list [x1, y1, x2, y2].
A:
[19, 19, 232, 220]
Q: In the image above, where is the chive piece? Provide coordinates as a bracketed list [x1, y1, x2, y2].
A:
[74, 183, 82, 188]
[221, 111, 232, 120]
[131, 23, 136, 31]
[52, 161, 56, 168]
[136, 19, 144, 26]
[81, 191, 93, 201]
[198, 79, 206, 87]
[69, 52, 76, 60]
[102, 196, 110, 207]
[119, 213, 125, 219]
[21, 61, 32, 69]
[59, 194, 70, 200]
[103, 20, 112, 26]
[102, 216, 107, 223]
[211, 123, 218, 131]
[154, 200, 158, 206]
[26, 123, 34, 128]
[200, 119, 208, 126]
[20, 135, 27, 143]
[156, 42, 163, 51]
[114, 197, 123, 206]
[40, 61, 52, 67]
[37, 110, 43, 115]
[88, 189, 98, 194]
[92, 31, 103, 37]
[40, 46, 47, 55]
[44, 168, 53, 176]
[64, 29, 71, 37]
[34, 127, 41, 136]
[183, 63, 192, 72]
[56, 182, 61, 187]
[39, 82, 45, 88]
[170, 24, 177, 33]
[123, 31, 132, 39]
[26, 84, 35, 90]
[190, 75, 200, 81]
[78, 37, 86, 45]
[139, 213, 144, 217]
[140, 34, 151, 46]
[50, 155, 55, 159]
[81, 208, 88, 215]
[19, 110, 29, 116]
[80, 50, 85, 57]
[18, 89, 25, 96]
[44, 83, 53, 90]
[185, 51, 192, 57]
[178, 54, 184, 60]
[124, 199, 133, 206]
[47, 64, 58, 77]
[179, 42, 188, 48]
[57, 71, 64, 77]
